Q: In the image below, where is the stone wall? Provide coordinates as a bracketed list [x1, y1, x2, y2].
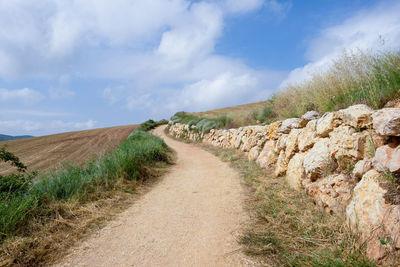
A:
[167, 104, 400, 261]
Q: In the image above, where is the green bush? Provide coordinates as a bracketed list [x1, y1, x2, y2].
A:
[170, 112, 233, 133]
[136, 119, 168, 132]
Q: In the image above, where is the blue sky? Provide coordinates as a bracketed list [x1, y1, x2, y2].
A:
[1, 0, 400, 136]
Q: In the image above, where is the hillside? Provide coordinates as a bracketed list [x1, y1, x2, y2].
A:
[0, 134, 33, 142]
[0, 125, 137, 175]
[190, 100, 269, 127]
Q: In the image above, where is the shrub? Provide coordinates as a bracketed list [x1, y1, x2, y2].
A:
[136, 119, 168, 132]
[170, 112, 233, 133]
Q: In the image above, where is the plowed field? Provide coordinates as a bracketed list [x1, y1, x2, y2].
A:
[0, 125, 137, 175]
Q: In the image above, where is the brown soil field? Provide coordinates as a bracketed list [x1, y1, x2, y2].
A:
[0, 125, 137, 175]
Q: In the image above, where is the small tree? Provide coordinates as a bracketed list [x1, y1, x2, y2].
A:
[0, 146, 33, 197]
[0, 146, 27, 172]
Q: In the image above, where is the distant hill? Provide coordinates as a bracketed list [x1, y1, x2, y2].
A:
[190, 100, 268, 127]
[0, 134, 34, 142]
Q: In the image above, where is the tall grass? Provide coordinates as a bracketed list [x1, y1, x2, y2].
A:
[0, 131, 170, 238]
[258, 49, 400, 122]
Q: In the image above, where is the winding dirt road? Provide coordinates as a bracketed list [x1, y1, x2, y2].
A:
[56, 126, 251, 267]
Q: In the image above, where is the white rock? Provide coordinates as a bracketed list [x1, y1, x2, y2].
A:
[303, 138, 331, 181]
[337, 104, 373, 128]
[372, 108, 400, 136]
[286, 153, 306, 190]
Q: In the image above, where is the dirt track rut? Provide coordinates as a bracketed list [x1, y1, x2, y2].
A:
[56, 125, 250, 267]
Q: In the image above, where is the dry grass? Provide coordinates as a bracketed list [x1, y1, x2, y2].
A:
[264, 50, 400, 121]
[190, 100, 269, 127]
[0, 125, 137, 175]
[190, 49, 400, 127]
[202, 145, 375, 266]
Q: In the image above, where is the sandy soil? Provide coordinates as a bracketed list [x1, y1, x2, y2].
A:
[55, 126, 251, 267]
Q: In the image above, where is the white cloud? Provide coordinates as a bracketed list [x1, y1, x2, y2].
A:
[0, 88, 44, 103]
[0, 0, 188, 79]
[223, 0, 264, 14]
[49, 119, 96, 130]
[157, 2, 223, 64]
[281, 1, 400, 87]
[48, 88, 75, 99]
[0, 120, 42, 132]
[0, 119, 96, 135]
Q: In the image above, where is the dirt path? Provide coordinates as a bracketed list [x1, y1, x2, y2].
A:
[55, 126, 251, 267]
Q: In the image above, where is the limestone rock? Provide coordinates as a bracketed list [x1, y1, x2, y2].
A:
[286, 153, 306, 190]
[256, 140, 277, 168]
[303, 138, 331, 181]
[267, 121, 282, 140]
[285, 129, 302, 161]
[346, 169, 400, 261]
[274, 150, 288, 176]
[316, 112, 339, 137]
[298, 120, 318, 152]
[373, 143, 400, 173]
[372, 108, 400, 136]
[306, 174, 356, 214]
[301, 110, 321, 122]
[276, 134, 289, 152]
[279, 118, 302, 134]
[248, 146, 260, 161]
[352, 159, 372, 179]
[329, 125, 371, 160]
[337, 104, 373, 128]
[234, 132, 244, 149]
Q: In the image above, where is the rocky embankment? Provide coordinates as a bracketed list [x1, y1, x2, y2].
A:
[168, 104, 400, 261]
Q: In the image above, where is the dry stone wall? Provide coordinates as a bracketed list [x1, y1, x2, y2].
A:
[167, 104, 400, 261]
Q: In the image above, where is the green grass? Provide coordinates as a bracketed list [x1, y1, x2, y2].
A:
[259, 49, 400, 122]
[170, 112, 232, 133]
[202, 145, 375, 267]
[136, 119, 168, 132]
[0, 130, 171, 239]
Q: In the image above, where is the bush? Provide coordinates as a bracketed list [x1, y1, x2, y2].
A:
[170, 112, 233, 133]
[137, 119, 168, 132]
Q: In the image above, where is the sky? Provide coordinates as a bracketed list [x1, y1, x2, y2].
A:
[1, 0, 400, 136]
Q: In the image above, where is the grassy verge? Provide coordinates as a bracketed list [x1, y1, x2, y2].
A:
[201, 145, 375, 266]
[170, 112, 232, 133]
[0, 130, 172, 266]
[258, 49, 400, 122]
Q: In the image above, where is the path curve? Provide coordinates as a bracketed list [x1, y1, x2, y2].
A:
[56, 126, 250, 267]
